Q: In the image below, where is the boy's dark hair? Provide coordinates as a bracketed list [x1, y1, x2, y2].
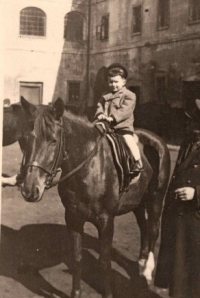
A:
[107, 63, 128, 79]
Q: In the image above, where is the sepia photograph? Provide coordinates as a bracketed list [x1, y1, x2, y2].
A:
[1, 0, 200, 297]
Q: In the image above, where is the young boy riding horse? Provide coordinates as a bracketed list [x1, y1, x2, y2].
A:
[94, 63, 143, 176]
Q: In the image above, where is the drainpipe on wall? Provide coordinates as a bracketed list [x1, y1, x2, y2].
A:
[85, 0, 91, 112]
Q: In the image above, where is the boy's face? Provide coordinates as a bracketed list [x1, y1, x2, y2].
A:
[108, 75, 126, 93]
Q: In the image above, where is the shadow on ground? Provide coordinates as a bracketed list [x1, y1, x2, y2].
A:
[0, 223, 163, 298]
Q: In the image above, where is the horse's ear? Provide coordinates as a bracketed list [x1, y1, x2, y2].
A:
[20, 96, 36, 115]
[52, 98, 65, 120]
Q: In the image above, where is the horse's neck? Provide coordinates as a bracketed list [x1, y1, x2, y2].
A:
[64, 117, 99, 165]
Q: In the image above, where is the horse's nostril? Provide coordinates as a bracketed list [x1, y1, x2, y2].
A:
[35, 186, 40, 199]
[21, 186, 31, 201]
[21, 184, 40, 202]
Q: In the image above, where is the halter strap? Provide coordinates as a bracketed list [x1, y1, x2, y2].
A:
[26, 161, 52, 174]
[20, 118, 67, 185]
[46, 134, 104, 189]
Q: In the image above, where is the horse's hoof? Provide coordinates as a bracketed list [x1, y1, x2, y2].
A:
[142, 270, 153, 285]
[71, 289, 82, 298]
[142, 252, 155, 284]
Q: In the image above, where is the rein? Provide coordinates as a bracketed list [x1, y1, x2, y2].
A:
[46, 134, 103, 189]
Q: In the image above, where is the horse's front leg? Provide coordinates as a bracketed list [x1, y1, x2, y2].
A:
[66, 215, 84, 298]
[135, 191, 164, 284]
[98, 214, 114, 298]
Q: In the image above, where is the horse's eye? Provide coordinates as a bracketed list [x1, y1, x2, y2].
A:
[52, 139, 57, 144]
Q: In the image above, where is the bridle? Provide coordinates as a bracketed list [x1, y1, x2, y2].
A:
[20, 118, 104, 189]
[21, 118, 67, 189]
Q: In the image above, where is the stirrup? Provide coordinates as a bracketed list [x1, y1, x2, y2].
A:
[129, 170, 142, 178]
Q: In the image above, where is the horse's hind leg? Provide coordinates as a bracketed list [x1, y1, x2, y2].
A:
[97, 214, 114, 298]
[133, 204, 149, 271]
[142, 190, 164, 284]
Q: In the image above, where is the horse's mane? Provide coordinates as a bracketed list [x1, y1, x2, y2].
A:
[63, 110, 93, 128]
[63, 110, 96, 137]
[34, 106, 58, 139]
[34, 106, 95, 139]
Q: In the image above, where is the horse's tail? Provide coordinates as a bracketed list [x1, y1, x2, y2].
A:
[136, 128, 171, 191]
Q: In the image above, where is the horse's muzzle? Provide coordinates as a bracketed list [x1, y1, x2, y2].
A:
[21, 183, 42, 202]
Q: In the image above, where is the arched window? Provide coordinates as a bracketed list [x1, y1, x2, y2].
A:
[64, 12, 84, 41]
[20, 7, 46, 36]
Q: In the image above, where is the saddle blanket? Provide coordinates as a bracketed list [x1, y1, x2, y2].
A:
[95, 121, 139, 193]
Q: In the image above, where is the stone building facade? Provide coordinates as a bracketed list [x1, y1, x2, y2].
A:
[2, 0, 200, 113]
[89, 0, 200, 111]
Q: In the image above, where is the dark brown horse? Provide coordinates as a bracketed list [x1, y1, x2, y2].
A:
[20, 98, 170, 298]
[3, 97, 35, 149]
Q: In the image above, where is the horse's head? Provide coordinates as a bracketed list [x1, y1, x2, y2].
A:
[3, 97, 35, 147]
[20, 98, 65, 202]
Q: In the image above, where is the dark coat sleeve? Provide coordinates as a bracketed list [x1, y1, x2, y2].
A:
[94, 97, 105, 119]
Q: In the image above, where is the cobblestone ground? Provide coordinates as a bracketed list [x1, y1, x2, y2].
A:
[0, 143, 178, 298]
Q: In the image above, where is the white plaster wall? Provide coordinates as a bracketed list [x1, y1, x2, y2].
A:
[2, 0, 73, 104]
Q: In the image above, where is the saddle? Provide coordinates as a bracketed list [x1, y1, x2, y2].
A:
[95, 121, 137, 193]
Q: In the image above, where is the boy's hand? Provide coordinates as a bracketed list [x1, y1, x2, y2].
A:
[97, 114, 107, 121]
[97, 114, 113, 123]
[106, 116, 114, 123]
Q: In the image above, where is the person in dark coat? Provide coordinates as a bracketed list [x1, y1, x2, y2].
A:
[154, 99, 200, 298]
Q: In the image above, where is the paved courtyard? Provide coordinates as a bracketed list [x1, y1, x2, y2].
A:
[1, 142, 178, 298]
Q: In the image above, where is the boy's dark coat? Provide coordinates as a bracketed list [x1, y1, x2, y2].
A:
[95, 87, 136, 133]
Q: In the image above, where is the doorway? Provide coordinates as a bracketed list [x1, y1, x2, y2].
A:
[20, 82, 43, 104]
